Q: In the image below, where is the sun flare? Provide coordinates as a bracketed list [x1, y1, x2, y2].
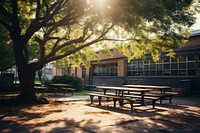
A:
[87, 0, 111, 12]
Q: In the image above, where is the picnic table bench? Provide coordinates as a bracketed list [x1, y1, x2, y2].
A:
[47, 84, 75, 96]
[123, 94, 159, 109]
[125, 91, 177, 104]
[61, 87, 76, 96]
[87, 92, 136, 111]
[123, 85, 178, 104]
[88, 86, 160, 111]
[34, 86, 46, 96]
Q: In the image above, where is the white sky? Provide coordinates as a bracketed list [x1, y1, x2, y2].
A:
[191, 14, 200, 30]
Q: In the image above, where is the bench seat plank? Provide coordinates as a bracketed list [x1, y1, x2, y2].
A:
[123, 94, 159, 109]
[87, 93, 136, 111]
[61, 87, 76, 96]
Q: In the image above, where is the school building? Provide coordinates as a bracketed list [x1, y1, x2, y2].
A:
[71, 30, 200, 93]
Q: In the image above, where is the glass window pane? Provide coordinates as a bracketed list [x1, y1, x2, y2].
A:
[144, 59, 149, 64]
[188, 55, 195, 61]
[171, 70, 178, 76]
[157, 59, 162, 63]
[138, 60, 143, 70]
[144, 71, 149, 76]
[188, 70, 196, 76]
[132, 64, 138, 70]
[157, 64, 162, 70]
[179, 63, 186, 69]
[150, 63, 156, 69]
[179, 56, 186, 62]
[164, 57, 170, 62]
[171, 57, 178, 62]
[164, 64, 170, 69]
[157, 71, 163, 76]
[137, 71, 143, 76]
[127, 71, 132, 76]
[179, 70, 187, 76]
[132, 71, 137, 76]
[171, 63, 178, 69]
[94, 63, 117, 76]
[164, 70, 170, 76]
[150, 59, 155, 63]
[144, 65, 149, 70]
[188, 62, 196, 69]
[127, 66, 132, 70]
[199, 62, 200, 69]
[150, 71, 156, 76]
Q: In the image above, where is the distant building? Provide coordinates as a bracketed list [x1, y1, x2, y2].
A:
[73, 30, 200, 93]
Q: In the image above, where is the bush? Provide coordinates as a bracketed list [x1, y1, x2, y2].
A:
[50, 75, 85, 91]
[41, 78, 52, 85]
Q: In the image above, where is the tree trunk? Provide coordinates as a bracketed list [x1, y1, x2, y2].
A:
[12, 33, 48, 104]
[17, 66, 38, 103]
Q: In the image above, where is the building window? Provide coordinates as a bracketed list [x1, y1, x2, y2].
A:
[178, 56, 186, 76]
[163, 57, 170, 76]
[187, 55, 196, 76]
[198, 55, 200, 69]
[127, 60, 144, 76]
[171, 57, 178, 76]
[82, 67, 86, 78]
[127, 54, 197, 77]
[143, 59, 149, 76]
[93, 63, 117, 76]
[44, 68, 52, 75]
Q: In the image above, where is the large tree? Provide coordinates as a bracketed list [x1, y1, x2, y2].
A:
[0, 0, 195, 103]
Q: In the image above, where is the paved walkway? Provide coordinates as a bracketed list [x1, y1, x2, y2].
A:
[51, 96, 91, 102]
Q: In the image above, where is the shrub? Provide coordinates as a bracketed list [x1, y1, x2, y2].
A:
[51, 75, 85, 91]
[41, 77, 52, 85]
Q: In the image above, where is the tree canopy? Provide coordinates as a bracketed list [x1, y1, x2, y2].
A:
[0, 0, 196, 66]
[0, 0, 196, 103]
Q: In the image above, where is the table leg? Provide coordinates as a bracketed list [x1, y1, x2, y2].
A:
[104, 90, 106, 94]
[141, 92, 145, 106]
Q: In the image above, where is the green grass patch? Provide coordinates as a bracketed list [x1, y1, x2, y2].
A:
[0, 92, 19, 97]
[73, 90, 89, 96]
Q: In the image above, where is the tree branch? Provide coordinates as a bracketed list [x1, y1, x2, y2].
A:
[36, 0, 41, 19]
[23, 0, 64, 45]
[35, 37, 45, 61]
[45, 24, 114, 63]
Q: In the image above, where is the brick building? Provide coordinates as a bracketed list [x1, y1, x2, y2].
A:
[72, 30, 200, 93]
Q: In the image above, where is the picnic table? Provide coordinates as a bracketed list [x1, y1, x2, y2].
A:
[47, 84, 75, 96]
[34, 86, 46, 96]
[123, 85, 171, 95]
[96, 86, 153, 106]
[123, 84, 177, 104]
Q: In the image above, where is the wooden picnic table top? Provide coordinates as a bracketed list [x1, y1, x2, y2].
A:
[34, 86, 46, 89]
[48, 83, 72, 87]
[96, 86, 152, 92]
[122, 85, 171, 90]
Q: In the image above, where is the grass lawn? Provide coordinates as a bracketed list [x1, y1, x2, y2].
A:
[73, 90, 89, 96]
[0, 91, 20, 97]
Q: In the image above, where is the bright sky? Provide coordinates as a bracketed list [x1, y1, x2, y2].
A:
[191, 14, 200, 30]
